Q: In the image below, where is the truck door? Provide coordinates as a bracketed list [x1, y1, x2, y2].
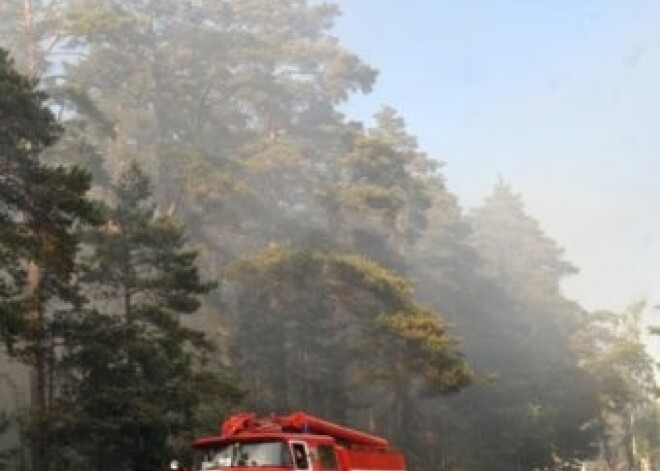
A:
[290, 442, 311, 471]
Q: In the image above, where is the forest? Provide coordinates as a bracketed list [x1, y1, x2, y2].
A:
[0, 1, 657, 471]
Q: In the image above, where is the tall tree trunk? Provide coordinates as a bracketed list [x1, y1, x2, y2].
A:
[22, 0, 36, 75]
[22, 3, 46, 464]
[27, 259, 47, 471]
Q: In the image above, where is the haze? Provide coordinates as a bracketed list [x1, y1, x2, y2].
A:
[335, 0, 660, 312]
[1, 2, 659, 470]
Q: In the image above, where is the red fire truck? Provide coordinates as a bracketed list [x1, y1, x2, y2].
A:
[185, 411, 406, 471]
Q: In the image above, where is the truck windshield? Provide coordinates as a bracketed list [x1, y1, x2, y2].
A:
[194, 441, 292, 470]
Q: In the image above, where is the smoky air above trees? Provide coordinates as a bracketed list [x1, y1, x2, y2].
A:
[0, 2, 656, 471]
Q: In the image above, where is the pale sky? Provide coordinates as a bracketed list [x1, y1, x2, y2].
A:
[334, 0, 660, 314]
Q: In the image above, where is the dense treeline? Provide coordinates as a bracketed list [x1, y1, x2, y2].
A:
[0, 2, 657, 471]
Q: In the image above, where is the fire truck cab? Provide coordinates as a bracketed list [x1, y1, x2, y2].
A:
[189, 411, 406, 471]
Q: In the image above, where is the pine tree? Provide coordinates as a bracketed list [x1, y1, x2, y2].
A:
[574, 303, 656, 470]
[335, 107, 436, 271]
[224, 246, 471, 449]
[0, 47, 101, 471]
[55, 0, 376, 230]
[458, 180, 593, 469]
[52, 162, 241, 471]
[0, 0, 112, 187]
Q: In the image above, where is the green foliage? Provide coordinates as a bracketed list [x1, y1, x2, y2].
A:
[50, 0, 378, 261]
[0, 46, 103, 471]
[573, 302, 656, 470]
[463, 182, 593, 469]
[0, 46, 90, 321]
[51, 163, 241, 471]
[371, 311, 471, 395]
[575, 303, 654, 407]
[334, 109, 436, 270]
[0, 50, 59, 148]
[225, 246, 470, 451]
[0, 46, 101, 305]
[407, 180, 597, 470]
